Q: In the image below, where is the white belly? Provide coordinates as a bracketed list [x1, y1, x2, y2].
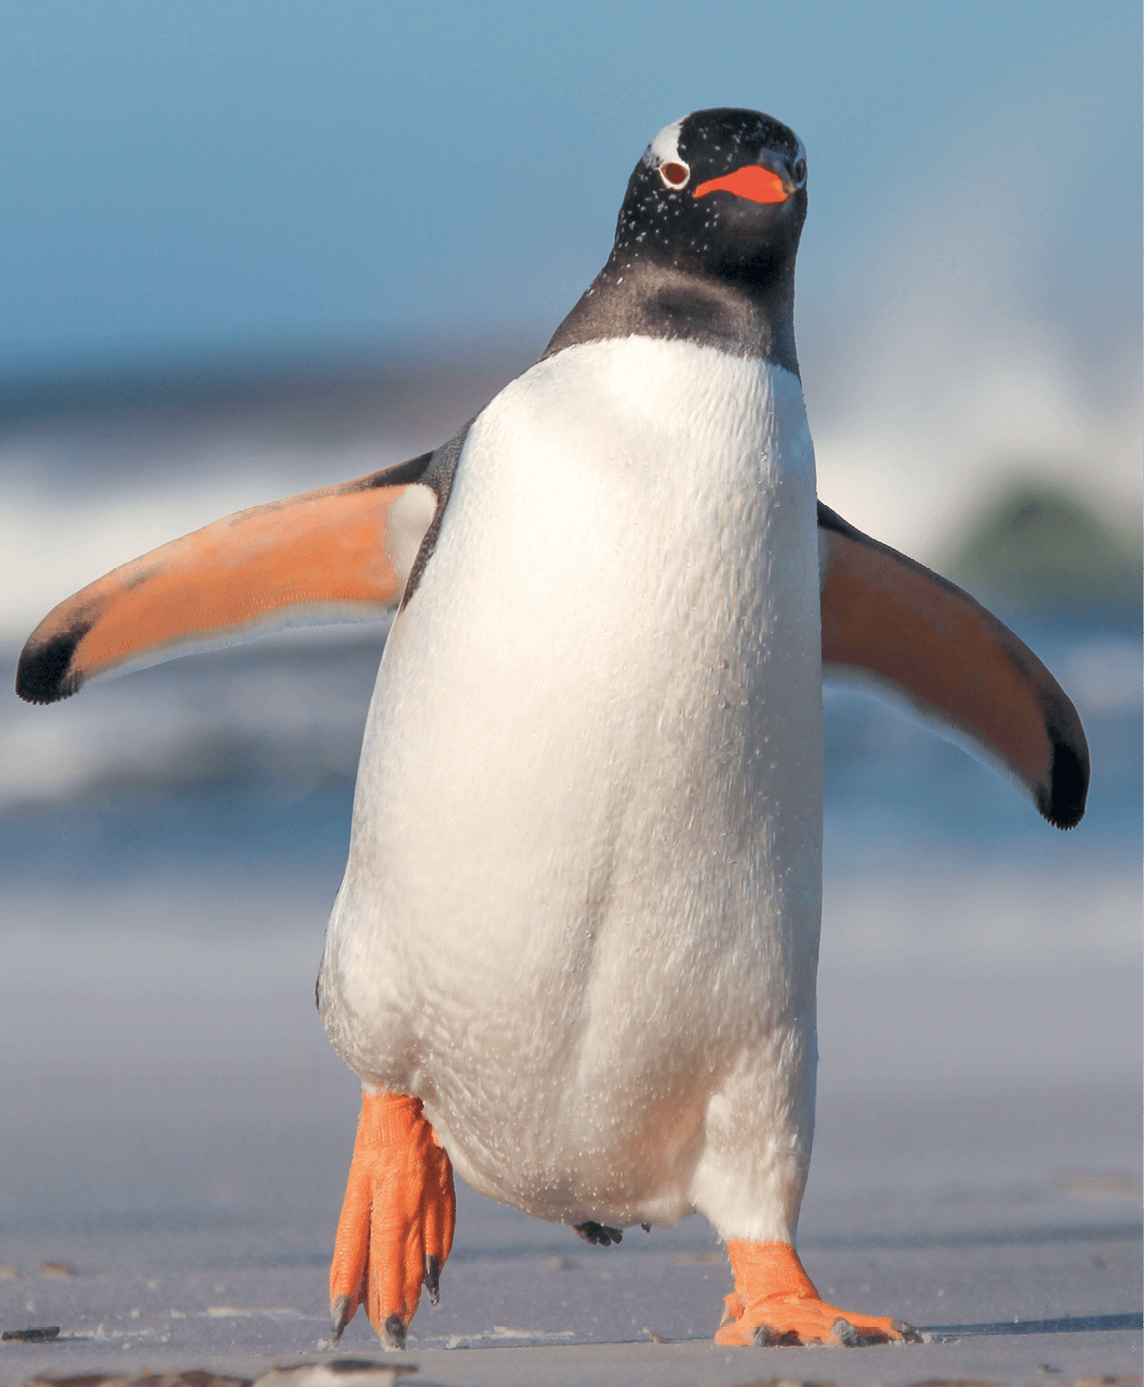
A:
[319, 337, 823, 1241]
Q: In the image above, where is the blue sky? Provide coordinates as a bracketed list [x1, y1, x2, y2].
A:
[1, 0, 1139, 369]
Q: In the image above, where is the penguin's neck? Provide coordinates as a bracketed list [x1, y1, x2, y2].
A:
[543, 256, 798, 376]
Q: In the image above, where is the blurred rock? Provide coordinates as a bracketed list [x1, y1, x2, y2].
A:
[939, 479, 1143, 613]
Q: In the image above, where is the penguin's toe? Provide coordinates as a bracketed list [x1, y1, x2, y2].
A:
[716, 1238, 918, 1348]
[329, 1091, 456, 1345]
[716, 1296, 910, 1347]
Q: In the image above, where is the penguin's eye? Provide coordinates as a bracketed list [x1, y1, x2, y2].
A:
[659, 161, 690, 190]
[792, 157, 807, 185]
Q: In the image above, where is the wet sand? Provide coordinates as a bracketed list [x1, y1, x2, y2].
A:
[1, 1055, 1138, 1383]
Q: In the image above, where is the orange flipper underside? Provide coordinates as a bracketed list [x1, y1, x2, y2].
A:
[715, 1239, 920, 1347]
[330, 1091, 456, 1349]
[818, 503, 1089, 830]
[16, 456, 437, 705]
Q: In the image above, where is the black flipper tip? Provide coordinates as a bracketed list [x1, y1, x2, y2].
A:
[15, 627, 89, 705]
[1039, 739, 1089, 830]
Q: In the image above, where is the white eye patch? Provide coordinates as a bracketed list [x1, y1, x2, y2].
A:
[643, 116, 686, 169]
[642, 116, 690, 189]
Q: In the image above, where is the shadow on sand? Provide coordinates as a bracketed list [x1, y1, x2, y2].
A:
[923, 1312, 1142, 1338]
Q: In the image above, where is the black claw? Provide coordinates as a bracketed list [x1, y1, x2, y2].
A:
[833, 1316, 861, 1346]
[330, 1293, 352, 1344]
[892, 1318, 924, 1342]
[382, 1313, 406, 1350]
[752, 1324, 801, 1347]
[423, 1253, 441, 1306]
[574, 1220, 623, 1247]
[641, 1222, 652, 1232]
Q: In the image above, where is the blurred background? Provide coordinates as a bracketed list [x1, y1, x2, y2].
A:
[0, 0, 1139, 1350]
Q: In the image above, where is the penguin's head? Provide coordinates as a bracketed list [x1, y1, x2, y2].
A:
[612, 108, 807, 288]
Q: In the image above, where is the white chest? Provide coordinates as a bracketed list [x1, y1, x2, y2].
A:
[320, 337, 823, 1230]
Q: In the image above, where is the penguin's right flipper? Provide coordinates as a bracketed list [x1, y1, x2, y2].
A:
[817, 502, 1089, 829]
[16, 455, 439, 705]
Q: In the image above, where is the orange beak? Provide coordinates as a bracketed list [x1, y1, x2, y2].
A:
[693, 164, 791, 204]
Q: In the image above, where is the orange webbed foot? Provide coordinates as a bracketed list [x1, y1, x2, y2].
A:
[329, 1090, 456, 1348]
[714, 1239, 922, 1347]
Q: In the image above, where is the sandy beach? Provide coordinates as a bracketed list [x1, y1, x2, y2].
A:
[1, 1077, 1140, 1385]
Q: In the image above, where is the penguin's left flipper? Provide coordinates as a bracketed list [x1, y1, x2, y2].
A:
[330, 1090, 456, 1348]
[715, 1239, 921, 1348]
[818, 503, 1089, 829]
[15, 454, 439, 705]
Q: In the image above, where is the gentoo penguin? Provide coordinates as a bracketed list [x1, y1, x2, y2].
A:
[17, 108, 1089, 1350]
